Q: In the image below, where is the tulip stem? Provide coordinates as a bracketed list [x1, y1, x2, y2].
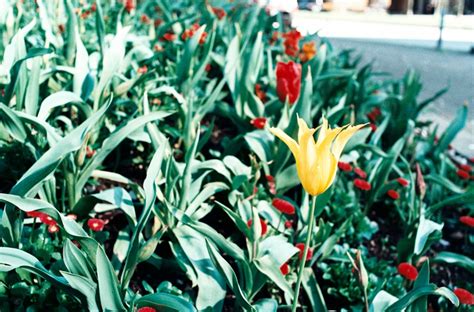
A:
[292, 195, 317, 312]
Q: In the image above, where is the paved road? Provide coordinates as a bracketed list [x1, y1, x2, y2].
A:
[322, 38, 474, 156]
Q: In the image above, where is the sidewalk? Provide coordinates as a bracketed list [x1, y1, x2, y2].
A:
[292, 11, 474, 51]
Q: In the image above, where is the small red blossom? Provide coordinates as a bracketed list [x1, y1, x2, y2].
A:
[397, 177, 409, 187]
[48, 224, 59, 233]
[354, 179, 371, 191]
[454, 288, 474, 305]
[338, 161, 352, 172]
[87, 218, 105, 232]
[137, 308, 157, 312]
[470, 157, 474, 163]
[255, 84, 267, 102]
[354, 168, 367, 179]
[295, 243, 313, 261]
[86, 146, 95, 158]
[280, 262, 289, 275]
[284, 220, 293, 229]
[272, 198, 295, 215]
[90, 3, 97, 12]
[460, 216, 474, 228]
[458, 164, 472, 172]
[247, 218, 268, 236]
[161, 32, 176, 42]
[152, 98, 161, 105]
[265, 175, 275, 183]
[66, 214, 77, 220]
[457, 169, 470, 180]
[387, 189, 400, 200]
[250, 117, 266, 129]
[154, 19, 163, 28]
[27, 211, 44, 219]
[212, 7, 226, 20]
[40, 214, 57, 226]
[140, 14, 150, 24]
[137, 66, 148, 74]
[282, 29, 301, 57]
[124, 0, 134, 13]
[58, 24, 65, 33]
[369, 123, 377, 132]
[205, 64, 211, 72]
[398, 262, 418, 281]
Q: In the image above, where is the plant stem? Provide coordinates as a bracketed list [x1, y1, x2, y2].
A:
[292, 195, 317, 312]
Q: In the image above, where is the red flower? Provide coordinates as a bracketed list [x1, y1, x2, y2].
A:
[337, 161, 352, 172]
[137, 308, 157, 312]
[212, 7, 226, 20]
[282, 30, 301, 57]
[470, 157, 474, 163]
[124, 0, 134, 13]
[87, 218, 105, 232]
[354, 179, 371, 191]
[91, 3, 97, 12]
[460, 216, 474, 227]
[154, 19, 163, 28]
[66, 214, 77, 220]
[205, 64, 211, 72]
[27, 211, 45, 219]
[40, 214, 57, 226]
[137, 66, 148, 74]
[250, 117, 266, 129]
[86, 146, 95, 158]
[284, 220, 293, 229]
[161, 32, 176, 41]
[454, 288, 474, 305]
[458, 164, 472, 172]
[398, 262, 418, 281]
[266, 175, 275, 183]
[295, 243, 313, 261]
[280, 262, 290, 275]
[457, 169, 470, 180]
[387, 189, 400, 200]
[247, 218, 268, 236]
[48, 224, 59, 233]
[255, 84, 267, 102]
[354, 168, 367, 179]
[369, 123, 377, 132]
[276, 61, 302, 105]
[272, 198, 295, 215]
[397, 177, 409, 187]
[140, 14, 150, 24]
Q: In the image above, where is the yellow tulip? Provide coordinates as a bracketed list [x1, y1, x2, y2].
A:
[270, 117, 365, 196]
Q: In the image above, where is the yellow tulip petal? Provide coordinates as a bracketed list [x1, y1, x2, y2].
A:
[269, 127, 299, 158]
[316, 117, 329, 146]
[332, 124, 366, 159]
[297, 118, 317, 168]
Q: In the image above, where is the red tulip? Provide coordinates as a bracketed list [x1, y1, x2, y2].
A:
[354, 168, 367, 179]
[398, 262, 418, 281]
[247, 218, 268, 236]
[276, 61, 301, 105]
[295, 243, 313, 261]
[87, 218, 105, 232]
[137, 308, 157, 312]
[457, 169, 470, 180]
[354, 178, 371, 191]
[460, 216, 474, 228]
[387, 189, 400, 200]
[272, 198, 295, 215]
[397, 177, 409, 187]
[454, 288, 474, 305]
[337, 161, 352, 172]
[250, 117, 267, 129]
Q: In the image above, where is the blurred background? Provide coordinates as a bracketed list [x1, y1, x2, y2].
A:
[260, 0, 474, 155]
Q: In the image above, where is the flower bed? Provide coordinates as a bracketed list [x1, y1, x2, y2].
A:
[0, 0, 472, 311]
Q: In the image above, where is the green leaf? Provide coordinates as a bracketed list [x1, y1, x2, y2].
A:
[61, 271, 99, 311]
[254, 255, 294, 299]
[63, 239, 94, 280]
[302, 268, 327, 312]
[414, 217, 443, 255]
[37, 91, 90, 121]
[386, 285, 458, 312]
[205, 240, 254, 311]
[435, 105, 467, 155]
[432, 252, 474, 273]
[96, 247, 125, 311]
[371, 290, 398, 312]
[0, 102, 27, 142]
[135, 293, 196, 312]
[410, 260, 430, 311]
